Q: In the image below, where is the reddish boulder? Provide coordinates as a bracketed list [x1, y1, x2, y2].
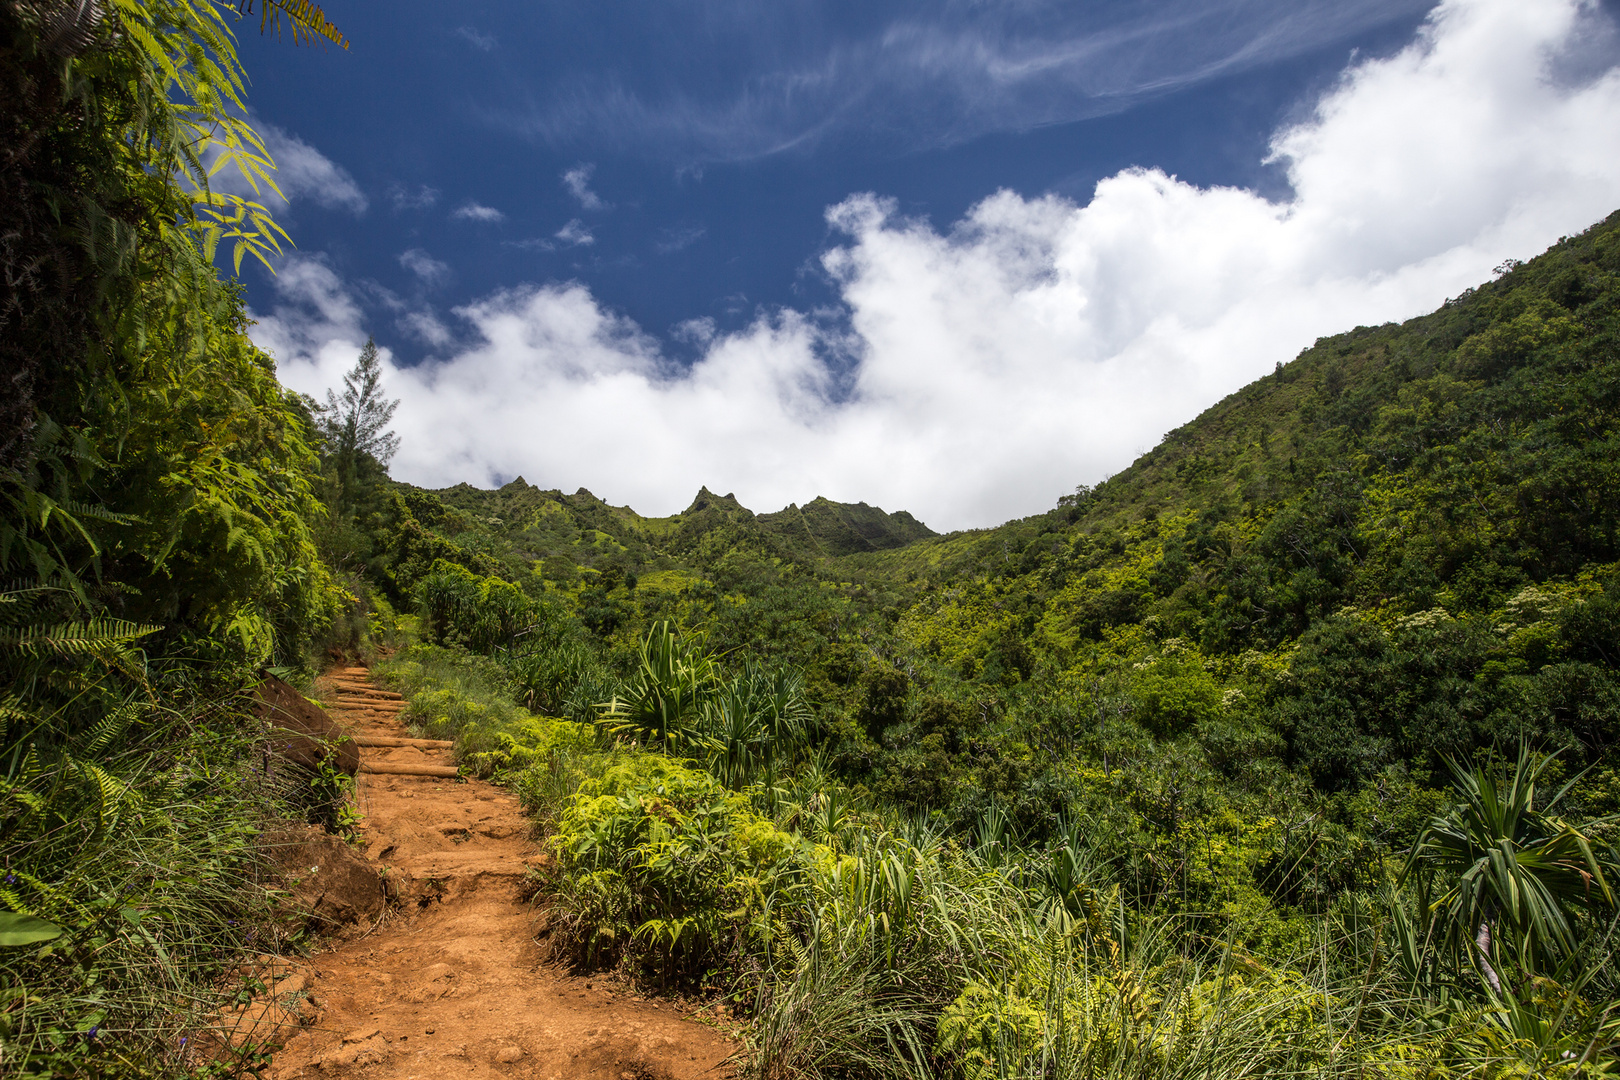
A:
[260, 822, 386, 933]
[253, 673, 359, 776]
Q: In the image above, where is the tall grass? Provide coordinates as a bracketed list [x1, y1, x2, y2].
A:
[0, 680, 289, 1077]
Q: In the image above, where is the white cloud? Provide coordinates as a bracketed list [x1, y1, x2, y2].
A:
[672, 317, 717, 345]
[452, 202, 506, 223]
[210, 122, 366, 213]
[400, 311, 453, 347]
[388, 183, 439, 211]
[457, 26, 496, 51]
[398, 248, 450, 285]
[554, 219, 596, 246]
[261, 0, 1620, 531]
[563, 164, 607, 210]
[508, 0, 1436, 160]
[251, 256, 374, 389]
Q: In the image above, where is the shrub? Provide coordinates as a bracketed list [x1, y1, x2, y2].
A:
[547, 752, 809, 986]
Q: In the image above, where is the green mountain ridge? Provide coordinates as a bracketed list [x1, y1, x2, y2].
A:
[410, 477, 939, 582]
[369, 207, 1620, 801]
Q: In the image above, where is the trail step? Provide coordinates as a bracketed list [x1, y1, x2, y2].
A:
[352, 736, 453, 749]
[331, 684, 404, 699]
[359, 762, 459, 778]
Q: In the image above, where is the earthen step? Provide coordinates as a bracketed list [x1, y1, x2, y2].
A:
[352, 736, 453, 749]
[359, 762, 459, 778]
[331, 684, 404, 699]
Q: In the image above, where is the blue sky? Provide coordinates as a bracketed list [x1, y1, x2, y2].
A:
[243, 0, 1620, 529]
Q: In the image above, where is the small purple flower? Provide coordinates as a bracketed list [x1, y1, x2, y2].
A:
[85, 1025, 99, 1042]
[3, 874, 14, 886]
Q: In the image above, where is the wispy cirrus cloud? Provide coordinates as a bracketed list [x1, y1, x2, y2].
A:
[501, 0, 1433, 161]
[388, 183, 439, 211]
[655, 224, 707, 254]
[457, 26, 496, 51]
[554, 219, 595, 246]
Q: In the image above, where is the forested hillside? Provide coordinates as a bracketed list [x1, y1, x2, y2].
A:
[366, 214, 1620, 816]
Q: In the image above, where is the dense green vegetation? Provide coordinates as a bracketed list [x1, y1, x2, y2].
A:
[3, 0, 1618, 1072]
[356, 216, 1620, 1076]
[1, 0, 354, 1074]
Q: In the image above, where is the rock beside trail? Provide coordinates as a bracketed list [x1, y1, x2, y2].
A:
[261, 822, 386, 932]
[254, 672, 360, 776]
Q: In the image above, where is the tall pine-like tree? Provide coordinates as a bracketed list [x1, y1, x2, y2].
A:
[319, 337, 400, 511]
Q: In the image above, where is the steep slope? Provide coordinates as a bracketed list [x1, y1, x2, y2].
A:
[819, 210, 1620, 792]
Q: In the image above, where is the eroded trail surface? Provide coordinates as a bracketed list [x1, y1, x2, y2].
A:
[270, 666, 738, 1080]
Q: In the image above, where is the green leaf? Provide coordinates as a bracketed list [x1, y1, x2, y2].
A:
[0, 911, 66, 947]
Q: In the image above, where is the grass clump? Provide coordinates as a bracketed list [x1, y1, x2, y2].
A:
[0, 662, 300, 1077]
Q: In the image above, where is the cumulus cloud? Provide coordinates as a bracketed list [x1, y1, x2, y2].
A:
[210, 122, 366, 213]
[400, 310, 453, 347]
[398, 248, 450, 285]
[452, 201, 506, 223]
[260, 0, 1620, 530]
[672, 317, 718, 345]
[563, 164, 607, 210]
[554, 219, 596, 246]
[251, 256, 374, 382]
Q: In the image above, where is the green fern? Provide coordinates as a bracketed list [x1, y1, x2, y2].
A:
[0, 619, 159, 658]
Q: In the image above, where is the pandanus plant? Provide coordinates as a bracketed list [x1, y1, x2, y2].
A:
[598, 621, 718, 750]
[702, 663, 813, 789]
[1399, 745, 1617, 995]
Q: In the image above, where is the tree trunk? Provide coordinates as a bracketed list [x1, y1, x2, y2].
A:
[1476, 919, 1501, 994]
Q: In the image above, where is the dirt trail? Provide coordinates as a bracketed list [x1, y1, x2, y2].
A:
[268, 666, 739, 1079]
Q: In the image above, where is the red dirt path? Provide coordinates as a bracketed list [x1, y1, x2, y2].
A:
[267, 667, 739, 1080]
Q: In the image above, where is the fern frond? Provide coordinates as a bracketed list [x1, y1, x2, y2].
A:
[76, 700, 143, 758]
[0, 619, 160, 657]
[235, 0, 348, 49]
